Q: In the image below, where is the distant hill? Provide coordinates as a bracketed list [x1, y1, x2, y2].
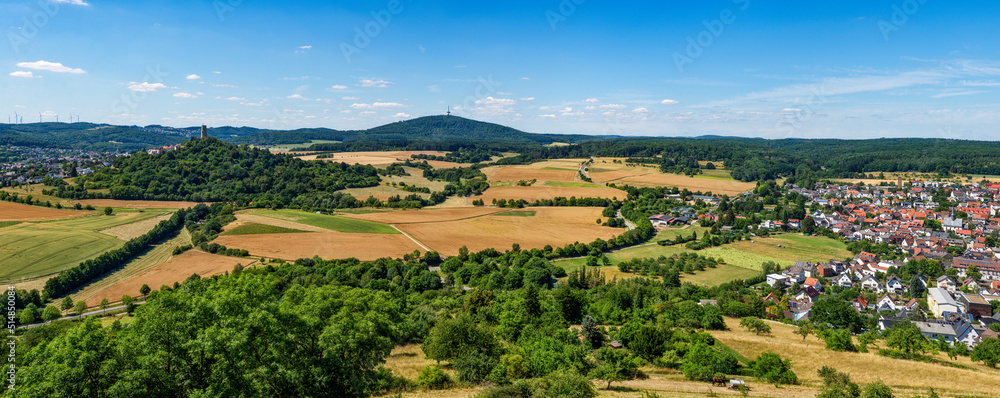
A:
[227, 116, 604, 146]
[0, 123, 186, 151]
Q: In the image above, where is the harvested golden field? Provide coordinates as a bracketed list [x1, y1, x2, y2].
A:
[340, 184, 432, 201]
[213, 232, 423, 261]
[85, 250, 247, 306]
[589, 170, 647, 182]
[0, 201, 94, 221]
[342, 207, 508, 224]
[486, 167, 578, 183]
[71, 199, 210, 209]
[604, 173, 755, 196]
[299, 151, 466, 167]
[711, 317, 1000, 397]
[470, 186, 626, 202]
[99, 212, 174, 240]
[396, 207, 621, 256]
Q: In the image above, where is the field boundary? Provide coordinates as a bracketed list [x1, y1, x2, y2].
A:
[391, 225, 432, 252]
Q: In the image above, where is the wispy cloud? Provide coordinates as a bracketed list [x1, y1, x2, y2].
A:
[52, 0, 89, 5]
[186, 74, 201, 80]
[16, 60, 86, 74]
[351, 102, 407, 109]
[358, 78, 393, 88]
[9, 71, 34, 78]
[174, 92, 198, 98]
[127, 82, 167, 92]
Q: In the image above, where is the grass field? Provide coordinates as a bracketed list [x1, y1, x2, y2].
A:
[75, 229, 192, 306]
[680, 263, 761, 286]
[0, 221, 18, 229]
[221, 223, 308, 236]
[266, 139, 339, 152]
[247, 210, 399, 234]
[1, 183, 74, 207]
[0, 212, 168, 281]
[495, 211, 536, 217]
[544, 181, 605, 188]
[0, 201, 94, 221]
[711, 317, 1000, 397]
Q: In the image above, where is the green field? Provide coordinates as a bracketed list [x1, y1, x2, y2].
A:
[543, 181, 603, 188]
[695, 169, 739, 181]
[247, 210, 398, 234]
[554, 233, 849, 284]
[496, 211, 536, 217]
[266, 140, 339, 152]
[221, 223, 308, 236]
[653, 226, 709, 241]
[680, 263, 761, 286]
[0, 222, 18, 229]
[0, 213, 166, 281]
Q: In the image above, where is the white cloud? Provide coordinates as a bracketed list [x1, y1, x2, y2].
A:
[475, 97, 516, 106]
[632, 107, 649, 113]
[212, 71, 222, 74]
[299, 45, 312, 49]
[782, 108, 803, 112]
[660, 99, 679, 105]
[539, 114, 557, 118]
[359, 78, 393, 88]
[341, 96, 359, 100]
[961, 80, 1000, 87]
[599, 104, 627, 109]
[226, 96, 247, 101]
[52, 0, 88, 5]
[16, 60, 86, 74]
[287, 94, 307, 100]
[392, 112, 411, 118]
[351, 102, 407, 109]
[127, 82, 167, 92]
[584, 98, 599, 103]
[9, 71, 34, 78]
[186, 74, 201, 80]
[173, 92, 197, 98]
[329, 85, 348, 90]
[520, 97, 535, 101]
[520, 77, 530, 80]
[584, 106, 596, 110]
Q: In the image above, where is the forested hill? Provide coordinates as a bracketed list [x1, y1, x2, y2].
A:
[50, 137, 381, 206]
[0, 123, 186, 151]
[227, 116, 604, 146]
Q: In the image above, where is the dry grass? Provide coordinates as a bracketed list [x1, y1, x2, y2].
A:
[6, 274, 54, 292]
[71, 199, 210, 209]
[711, 317, 1000, 397]
[1, 183, 74, 207]
[395, 207, 621, 256]
[230, 213, 330, 233]
[470, 186, 627, 202]
[213, 232, 423, 261]
[76, 229, 192, 305]
[611, 174, 755, 196]
[342, 207, 508, 224]
[298, 151, 469, 168]
[98, 212, 174, 240]
[0, 201, 94, 221]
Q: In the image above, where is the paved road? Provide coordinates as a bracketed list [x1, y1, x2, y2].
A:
[616, 209, 636, 231]
[17, 301, 146, 329]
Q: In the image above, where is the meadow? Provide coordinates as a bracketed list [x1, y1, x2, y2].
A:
[247, 210, 399, 234]
[220, 222, 308, 236]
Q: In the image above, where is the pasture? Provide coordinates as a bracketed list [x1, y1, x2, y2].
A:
[1, 183, 73, 207]
[247, 209, 399, 234]
[0, 212, 168, 281]
[213, 232, 422, 261]
[0, 201, 94, 221]
[220, 223, 308, 236]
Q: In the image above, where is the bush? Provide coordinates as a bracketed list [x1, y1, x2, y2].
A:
[750, 352, 798, 384]
[453, 351, 498, 383]
[415, 365, 450, 389]
[531, 370, 597, 398]
[823, 329, 858, 352]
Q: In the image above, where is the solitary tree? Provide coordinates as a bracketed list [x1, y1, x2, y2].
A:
[104, 207, 113, 216]
[60, 296, 73, 311]
[884, 321, 926, 356]
[74, 301, 87, 315]
[740, 317, 771, 335]
[972, 338, 1000, 368]
[860, 378, 894, 398]
[41, 305, 61, 322]
[139, 284, 151, 296]
[794, 323, 814, 341]
[100, 298, 109, 313]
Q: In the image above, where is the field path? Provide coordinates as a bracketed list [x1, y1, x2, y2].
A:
[391, 225, 432, 252]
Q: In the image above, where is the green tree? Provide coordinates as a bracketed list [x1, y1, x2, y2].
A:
[823, 329, 858, 352]
[680, 342, 740, 381]
[139, 284, 151, 296]
[60, 296, 73, 311]
[589, 348, 640, 390]
[750, 352, 798, 384]
[860, 378, 894, 398]
[100, 298, 109, 313]
[884, 321, 926, 356]
[422, 314, 500, 363]
[740, 316, 771, 335]
[74, 300, 87, 316]
[581, 315, 604, 348]
[812, 298, 865, 333]
[416, 365, 451, 389]
[19, 303, 38, 324]
[971, 338, 1000, 368]
[794, 323, 813, 341]
[801, 216, 816, 234]
[41, 305, 61, 322]
[104, 206, 113, 216]
[817, 366, 860, 398]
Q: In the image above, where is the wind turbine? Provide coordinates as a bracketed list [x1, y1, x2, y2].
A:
[13, 111, 18, 124]
[39, 113, 42, 123]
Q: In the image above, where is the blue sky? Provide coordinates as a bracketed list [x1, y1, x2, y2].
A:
[2, 0, 1000, 139]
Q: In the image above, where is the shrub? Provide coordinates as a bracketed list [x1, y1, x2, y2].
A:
[750, 352, 798, 384]
[415, 365, 450, 389]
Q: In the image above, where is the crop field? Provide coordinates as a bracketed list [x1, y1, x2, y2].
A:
[76, 229, 192, 306]
[247, 210, 399, 234]
[339, 184, 432, 201]
[213, 232, 422, 261]
[470, 185, 627, 202]
[220, 222, 307, 236]
[342, 207, 508, 224]
[99, 212, 174, 240]
[85, 249, 249, 306]
[391, 206, 622, 256]
[266, 139, 339, 152]
[603, 173, 755, 196]
[1, 183, 74, 207]
[0, 212, 168, 281]
[485, 167, 578, 183]
[71, 199, 211, 209]
[297, 151, 464, 167]
[0, 201, 94, 221]
[711, 317, 1000, 397]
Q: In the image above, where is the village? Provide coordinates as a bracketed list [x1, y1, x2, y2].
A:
[0, 145, 127, 186]
[754, 179, 1000, 351]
